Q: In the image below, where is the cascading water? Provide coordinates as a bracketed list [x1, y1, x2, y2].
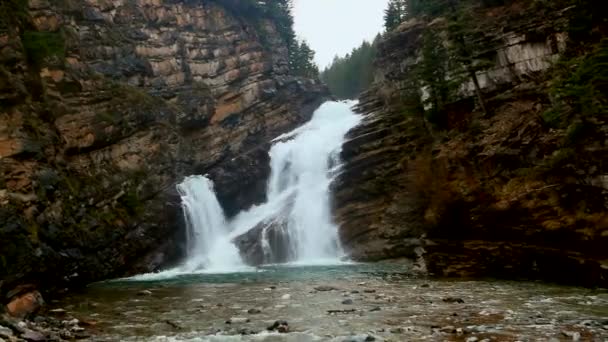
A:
[176, 101, 361, 271]
[176, 176, 243, 272]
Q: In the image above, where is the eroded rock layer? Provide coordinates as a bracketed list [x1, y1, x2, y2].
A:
[334, 1, 608, 286]
[0, 0, 328, 295]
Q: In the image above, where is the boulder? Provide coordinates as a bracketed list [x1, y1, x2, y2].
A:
[233, 218, 292, 266]
[6, 290, 44, 319]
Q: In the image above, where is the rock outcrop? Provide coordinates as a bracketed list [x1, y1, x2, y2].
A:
[0, 0, 328, 297]
[334, 0, 608, 286]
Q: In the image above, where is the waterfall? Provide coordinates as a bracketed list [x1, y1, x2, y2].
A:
[177, 101, 361, 271]
[176, 176, 243, 272]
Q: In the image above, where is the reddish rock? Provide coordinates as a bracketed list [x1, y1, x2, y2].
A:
[6, 291, 44, 319]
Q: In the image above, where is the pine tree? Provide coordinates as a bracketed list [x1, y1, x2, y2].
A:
[384, 0, 408, 32]
[289, 40, 319, 78]
[320, 37, 380, 99]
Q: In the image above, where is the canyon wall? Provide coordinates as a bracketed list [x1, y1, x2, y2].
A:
[0, 0, 327, 296]
[334, 1, 608, 286]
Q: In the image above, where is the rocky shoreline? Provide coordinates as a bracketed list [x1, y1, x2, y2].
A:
[3, 264, 604, 341]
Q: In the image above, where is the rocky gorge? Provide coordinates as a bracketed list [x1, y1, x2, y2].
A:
[0, 0, 607, 340]
[0, 0, 328, 303]
[334, 0, 608, 287]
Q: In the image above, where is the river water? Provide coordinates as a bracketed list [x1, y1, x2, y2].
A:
[54, 263, 608, 341]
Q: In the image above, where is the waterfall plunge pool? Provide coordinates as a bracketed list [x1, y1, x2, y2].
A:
[53, 263, 608, 341]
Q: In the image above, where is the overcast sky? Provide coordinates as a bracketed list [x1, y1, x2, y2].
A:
[293, 0, 389, 69]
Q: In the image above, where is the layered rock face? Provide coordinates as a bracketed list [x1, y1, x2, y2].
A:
[334, 1, 608, 286]
[0, 0, 327, 296]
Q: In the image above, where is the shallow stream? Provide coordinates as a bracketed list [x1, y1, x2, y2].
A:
[52, 263, 608, 341]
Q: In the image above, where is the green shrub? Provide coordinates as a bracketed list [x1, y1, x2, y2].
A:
[22, 31, 66, 66]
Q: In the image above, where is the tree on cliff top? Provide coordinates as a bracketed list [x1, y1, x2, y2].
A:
[384, 0, 408, 32]
[320, 36, 380, 99]
[290, 40, 319, 78]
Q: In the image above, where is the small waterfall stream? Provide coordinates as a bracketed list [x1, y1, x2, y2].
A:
[176, 101, 361, 272]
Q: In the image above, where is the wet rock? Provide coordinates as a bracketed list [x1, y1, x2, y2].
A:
[0, 326, 13, 339]
[164, 320, 182, 330]
[315, 285, 338, 291]
[363, 289, 376, 294]
[6, 290, 44, 319]
[351, 290, 360, 294]
[238, 328, 257, 335]
[342, 335, 376, 342]
[226, 317, 250, 324]
[342, 299, 354, 305]
[421, 284, 430, 288]
[234, 220, 292, 265]
[369, 306, 381, 312]
[390, 327, 404, 334]
[48, 308, 67, 316]
[267, 320, 289, 333]
[22, 329, 46, 341]
[247, 308, 261, 314]
[62, 318, 79, 326]
[562, 331, 581, 341]
[136, 290, 152, 296]
[443, 297, 465, 304]
[328, 309, 357, 314]
[440, 326, 456, 333]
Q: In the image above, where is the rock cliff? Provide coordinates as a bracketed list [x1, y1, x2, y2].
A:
[0, 0, 328, 297]
[334, 0, 608, 286]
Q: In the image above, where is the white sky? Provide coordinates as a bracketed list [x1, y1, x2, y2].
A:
[293, 0, 389, 69]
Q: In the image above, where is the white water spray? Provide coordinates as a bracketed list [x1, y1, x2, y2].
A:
[176, 101, 361, 271]
[176, 176, 244, 272]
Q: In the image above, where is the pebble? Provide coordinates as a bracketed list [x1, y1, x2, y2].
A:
[281, 294, 291, 300]
[137, 290, 152, 296]
[351, 290, 360, 294]
[342, 299, 354, 305]
[314, 285, 337, 291]
[247, 308, 261, 314]
[363, 289, 376, 294]
[369, 306, 381, 312]
[439, 326, 455, 333]
[22, 329, 46, 342]
[226, 317, 250, 324]
[562, 331, 581, 341]
[466, 337, 479, 342]
[49, 308, 67, 315]
[0, 326, 13, 338]
[267, 320, 289, 333]
[65, 318, 79, 326]
[443, 297, 465, 304]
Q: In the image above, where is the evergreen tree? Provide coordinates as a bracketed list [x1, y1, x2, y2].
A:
[290, 40, 320, 78]
[320, 36, 380, 99]
[384, 0, 407, 32]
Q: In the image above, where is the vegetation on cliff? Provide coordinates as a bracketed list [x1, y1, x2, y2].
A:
[320, 38, 379, 99]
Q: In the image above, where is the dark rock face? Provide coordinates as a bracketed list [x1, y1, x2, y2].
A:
[0, 0, 328, 297]
[334, 3, 608, 287]
[233, 211, 293, 266]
